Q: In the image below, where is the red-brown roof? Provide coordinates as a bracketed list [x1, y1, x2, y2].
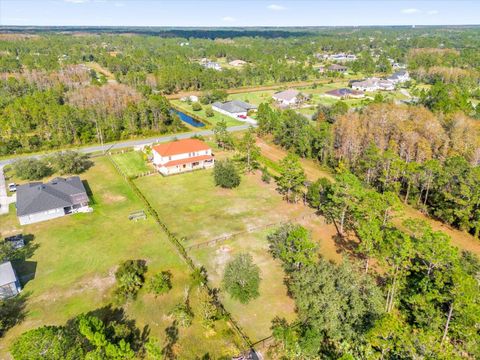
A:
[163, 154, 213, 167]
[152, 138, 211, 156]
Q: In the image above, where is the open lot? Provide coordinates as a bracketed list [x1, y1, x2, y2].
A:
[133, 167, 342, 342]
[0, 157, 240, 358]
[134, 170, 310, 247]
[111, 150, 152, 178]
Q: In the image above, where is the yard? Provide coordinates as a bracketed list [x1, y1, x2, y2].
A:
[111, 150, 152, 178]
[0, 157, 240, 358]
[133, 168, 343, 343]
[171, 100, 244, 127]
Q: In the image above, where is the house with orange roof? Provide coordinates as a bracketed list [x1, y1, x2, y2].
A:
[152, 138, 214, 175]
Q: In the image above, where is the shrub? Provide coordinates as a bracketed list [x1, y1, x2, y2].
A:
[170, 303, 193, 327]
[205, 106, 214, 117]
[147, 271, 172, 296]
[51, 151, 93, 175]
[114, 260, 147, 302]
[13, 158, 52, 180]
[192, 102, 202, 111]
[222, 253, 260, 304]
[213, 160, 240, 189]
[261, 166, 271, 183]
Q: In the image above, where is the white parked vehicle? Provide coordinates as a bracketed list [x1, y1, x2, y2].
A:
[8, 183, 17, 192]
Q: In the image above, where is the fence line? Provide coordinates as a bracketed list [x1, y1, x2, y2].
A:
[187, 212, 319, 250]
[107, 154, 253, 352]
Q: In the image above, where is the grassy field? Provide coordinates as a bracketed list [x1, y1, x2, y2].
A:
[0, 157, 240, 358]
[111, 151, 152, 178]
[134, 170, 310, 247]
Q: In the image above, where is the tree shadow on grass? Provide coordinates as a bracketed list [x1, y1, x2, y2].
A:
[162, 320, 179, 360]
[0, 292, 30, 337]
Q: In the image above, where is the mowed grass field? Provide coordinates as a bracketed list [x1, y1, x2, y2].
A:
[134, 170, 310, 247]
[111, 150, 152, 178]
[0, 157, 240, 358]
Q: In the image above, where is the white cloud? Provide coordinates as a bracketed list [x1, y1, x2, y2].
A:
[114, 2, 125, 7]
[222, 16, 236, 23]
[427, 10, 439, 15]
[401, 8, 421, 14]
[268, 4, 287, 11]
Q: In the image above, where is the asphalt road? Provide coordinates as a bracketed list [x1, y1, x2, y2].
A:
[0, 124, 253, 166]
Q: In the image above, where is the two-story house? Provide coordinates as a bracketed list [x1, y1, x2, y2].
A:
[152, 139, 214, 175]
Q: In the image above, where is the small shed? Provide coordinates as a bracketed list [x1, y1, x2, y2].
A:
[0, 261, 21, 299]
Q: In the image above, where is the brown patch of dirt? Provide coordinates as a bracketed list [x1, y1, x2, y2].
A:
[102, 192, 126, 204]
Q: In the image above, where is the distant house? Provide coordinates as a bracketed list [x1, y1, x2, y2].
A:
[16, 177, 90, 225]
[328, 64, 348, 73]
[351, 78, 395, 92]
[229, 59, 247, 67]
[0, 261, 21, 299]
[388, 70, 410, 84]
[324, 88, 365, 99]
[272, 89, 300, 106]
[152, 139, 214, 176]
[212, 100, 257, 118]
[200, 58, 222, 71]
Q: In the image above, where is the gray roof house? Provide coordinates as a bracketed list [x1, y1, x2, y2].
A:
[212, 100, 257, 116]
[272, 89, 300, 106]
[0, 261, 21, 299]
[16, 176, 89, 225]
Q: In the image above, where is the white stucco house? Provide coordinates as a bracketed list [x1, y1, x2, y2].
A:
[212, 100, 257, 119]
[16, 176, 90, 225]
[388, 70, 410, 84]
[152, 138, 214, 176]
[272, 89, 300, 106]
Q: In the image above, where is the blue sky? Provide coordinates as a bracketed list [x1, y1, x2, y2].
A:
[1, 1, 479, 27]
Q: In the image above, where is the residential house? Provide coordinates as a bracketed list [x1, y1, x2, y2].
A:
[388, 70, 410, 84]
[351, 78, 395, 92]
[324, 88, 365, 99]
[272, 89, 300, 106]
[328, 64, 348, 73]
[229, 59, 247, 67]
[212, 100, 257, 118]
[152, 138, 214, 176]
[0, 261, 21, 299]
[200, 58, 222, 71]
[16, 177, 90, 225]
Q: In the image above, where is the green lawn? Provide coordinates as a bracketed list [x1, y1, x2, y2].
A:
[0, 157, 240, 358]
[134, 170, 309, 247]
[111, 150, 152, 178]
[172, 100, 243, 127]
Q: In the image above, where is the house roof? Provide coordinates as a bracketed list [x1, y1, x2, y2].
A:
[0, 261, 18, 286]
[16, 176, 88, 217]
[163, 154, 213, 168]
[272, 89, 300, 102]
[389, 70, 408, 80]
[325, 88, 363, 97]
[212, 100, 257, 114]
[153, 138, 211, 157]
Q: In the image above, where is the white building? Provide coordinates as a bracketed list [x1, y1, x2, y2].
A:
[152, 139, 214, 176]
[388, 70, 410, 84]
[351, 78, 395, 92]
[212, 100, 257, 122]
[272, 89, 300, 106]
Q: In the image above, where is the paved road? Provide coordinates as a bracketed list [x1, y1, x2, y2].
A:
[0, 165, 16, 215]
[0, 124, 253, 167]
